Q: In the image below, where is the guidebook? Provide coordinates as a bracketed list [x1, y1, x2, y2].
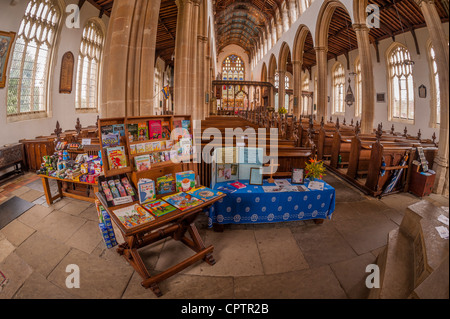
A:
[162, 192, 204, 211]
[142, 199, 177, 217]
[187, 186, 223, 202]
[149, 120, 162, 139]
[113, 204, 155, 229]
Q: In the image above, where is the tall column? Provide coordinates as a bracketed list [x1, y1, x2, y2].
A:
[415, 0, 449, 195]
[353, 24, 375, 134]
[315, 46, 328, 121]
[292, 60, 302, 117]
[101, 0, 161, 118]
[174, 0, 194, 115]
[188, 0, 200, 120]
[278, 70, 286, 111]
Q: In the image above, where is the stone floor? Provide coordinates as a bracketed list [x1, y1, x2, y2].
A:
[0, 172, 448, 299]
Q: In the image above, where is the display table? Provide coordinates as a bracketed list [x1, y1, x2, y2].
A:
[39, 175, 98, 205]
[96, 191, 226, 297]
[209, 179, 335, 228]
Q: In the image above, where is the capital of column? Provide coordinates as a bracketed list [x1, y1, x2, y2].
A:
[277, 70, 286, 74]
[414, 0, 435, 7]
[314, 46, 328, 53]
[352, 23, 370, 33]
[292, 60, 302, 66]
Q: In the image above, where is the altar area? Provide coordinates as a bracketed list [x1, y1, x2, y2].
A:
[209, 178, 336, 228]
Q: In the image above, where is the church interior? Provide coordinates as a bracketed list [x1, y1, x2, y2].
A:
[0, 0, 448, 302]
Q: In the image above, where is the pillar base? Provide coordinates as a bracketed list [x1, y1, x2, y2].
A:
[432, 156, 449, 196]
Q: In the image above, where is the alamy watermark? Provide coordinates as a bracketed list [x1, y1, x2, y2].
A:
[66, 264, 80, 289]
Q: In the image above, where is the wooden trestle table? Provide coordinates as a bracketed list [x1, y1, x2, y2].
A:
[95, 191, 226, 297]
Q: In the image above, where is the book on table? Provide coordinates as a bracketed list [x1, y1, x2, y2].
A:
[186, 186, 224, 202]
[113, 204, 155, 229]
[162, 192, 204, 211]
[106, 146, 127, 169]
[137, 178, 156, 204]
[142, 199, 177, 217]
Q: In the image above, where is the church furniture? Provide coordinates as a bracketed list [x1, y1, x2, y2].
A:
[209, 178, 335, 229]
[96, 190, 225, 297]
[0, 143, 25, 182]
[408, 163, 436, 197]
[39, 174, 98, 205]
[20, 137, 56, 172]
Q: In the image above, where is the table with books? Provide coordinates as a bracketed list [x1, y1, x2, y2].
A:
[208, 178, 336, 229]
[95, 181, 225, 297]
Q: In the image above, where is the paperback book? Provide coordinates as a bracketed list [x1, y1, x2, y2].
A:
[113, 204, 155, 229]
[162, 192, 204, 211]
[187, 186, 223, 202]
[127, 124, 139, 142]
[113, 124, 125, 137]
[216, 186, 237, 194]
[161, 120, 171, 139]
[157, 174, 175, 194]
[102, 133, 120, 148]
[143, 199, 177, 217]
[175, 171, 196, 192]
[137, 178, 156, 204]
[138, 122, 149, 141]
[149, 120, 162, 139]
[106, 146, 127, 169]
[231, 181, 247, 189]
[135, 155, 151, 172]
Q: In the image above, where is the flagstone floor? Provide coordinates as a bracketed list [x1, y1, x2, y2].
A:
[0, 172, 448, 299]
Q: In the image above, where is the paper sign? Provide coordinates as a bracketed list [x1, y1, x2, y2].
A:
[435, 226, 449, 240]
[438, 214, 449, 226]
[82, 138, 91, 145]
[308, 181, 324, 191]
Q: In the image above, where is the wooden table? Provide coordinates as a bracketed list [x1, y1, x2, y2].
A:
[96, 191, 225, 297]
[39, 174, 98, 205]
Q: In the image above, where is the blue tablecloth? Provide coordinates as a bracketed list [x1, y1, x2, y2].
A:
[208, 179, 335, 227]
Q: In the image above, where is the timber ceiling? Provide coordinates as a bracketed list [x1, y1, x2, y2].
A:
[87, 0, 448, 70]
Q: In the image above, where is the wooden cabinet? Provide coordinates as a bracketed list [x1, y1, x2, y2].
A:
[0, 143, 25, 181]
[409, 164, 436, 197]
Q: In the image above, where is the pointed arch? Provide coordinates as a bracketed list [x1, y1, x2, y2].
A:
[278, 42, 291, 72]
[268, 54, 277, 83]
[293, 24, 312, 62]
[261, 63, 268, 82]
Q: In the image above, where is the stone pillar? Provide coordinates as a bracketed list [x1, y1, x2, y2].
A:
[101, 0, 161, 118]
[415, 0, 449, 195]
[353, 24, 375, 134]
[315, 46, 328, 121]
[174, 0, 194, 115]
[278, 70, 286, 111]
[292, 60, 302, 117]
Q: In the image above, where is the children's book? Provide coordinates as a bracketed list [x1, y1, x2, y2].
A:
[134, 155, 151, 172]
[216, 186, 237, 194]
[113, 124, 125, 137]
[102, 133, 120, 148]
[127, 124, 139, 142]
[101, 125, 114, 136]
[175, 171, 196, 192]
[130, 145, 136, 155]
[136, 143, 146, 154]
[161, 121, 171, 139]
[149, 120, 162, 140]
[165, 140, 173, 150]
[143, 199, 177, 217]
[106, 146, 127, 169]
[187, 186, 223, 202]
[173, 120, 182, 130]
[145, 142, 153, 153]
[152, 141, 161, 152]
[182, 120, 191, 133]
[231, 181, 247, 189]
[157, 174, 175, 194]
[137, 178, 155, 204]
[138, 122, 149, 141]
[162, 192, 204, 211]
[113, 204, 155, 229]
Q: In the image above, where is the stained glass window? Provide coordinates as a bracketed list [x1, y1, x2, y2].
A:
[332, 62, 345, 114]
[428, 45, 440, 125]
[354, 57, 362, 117]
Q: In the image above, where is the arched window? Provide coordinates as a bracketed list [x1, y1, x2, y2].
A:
[153, 66, 162, 113]
[222, 55, 245, 80]
[332, 62, 345, 114]
[274, 71, 289, 111]
[386, 43, 415, 122]
[354, 57, 362, 118]
[7, 0, 62, 119]
[222, 55, 245, 110]
[427, 43, 440, 126]
[313, 75, 318, 114]
[302, 72, 310, 115]
[75, 19, 104, 110]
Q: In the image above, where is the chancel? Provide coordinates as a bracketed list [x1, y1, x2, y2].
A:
[0, 0, 448, 303]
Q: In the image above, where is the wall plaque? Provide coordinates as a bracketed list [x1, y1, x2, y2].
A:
[59, 51, 74, 94]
